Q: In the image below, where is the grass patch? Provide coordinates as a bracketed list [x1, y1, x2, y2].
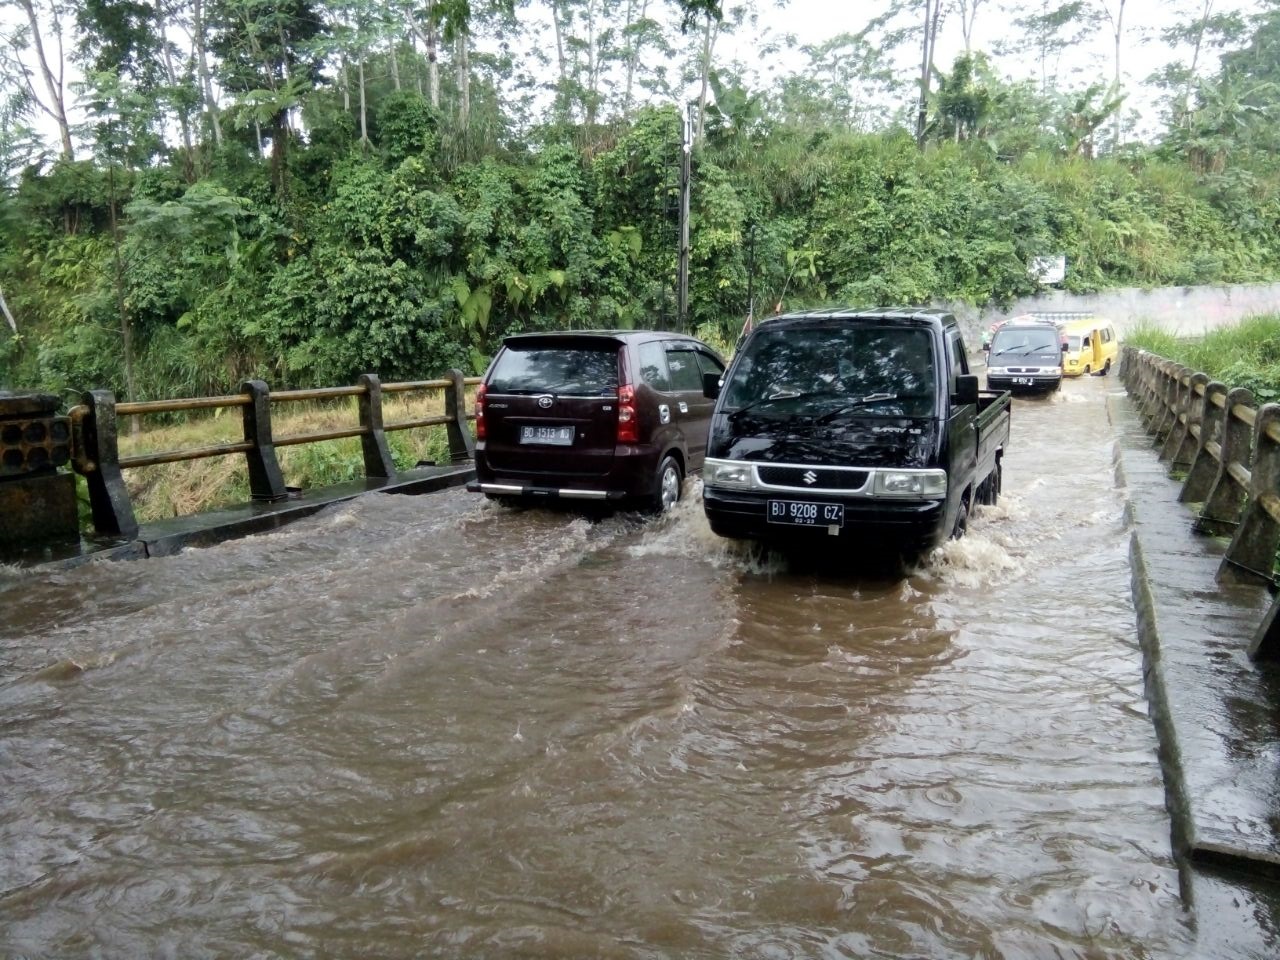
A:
[117, 392, 457, 523]
[1125, 314, 1280, 402]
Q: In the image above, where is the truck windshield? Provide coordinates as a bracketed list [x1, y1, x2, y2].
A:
[722, 326, 936, 418]
[991, 328, 1059, 355]
[488, 345, 619, 395]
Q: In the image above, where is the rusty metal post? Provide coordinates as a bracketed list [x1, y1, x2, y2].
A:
[240, 380, 288, 501]
[1181, 381, 1227, 504]
[1220, 403, 1280, 586]
[444, 369, 475, 464]
[79, 389, 139, 538]
[357, 373, 397, 480]
[1196, 387, 1255, 537]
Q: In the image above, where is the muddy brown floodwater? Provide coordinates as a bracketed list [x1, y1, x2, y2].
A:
[1, 374, 1199, 958]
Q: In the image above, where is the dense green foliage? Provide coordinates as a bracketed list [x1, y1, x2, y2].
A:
[3, 1, 1280, 403]
[1124, 314, 1280, 403]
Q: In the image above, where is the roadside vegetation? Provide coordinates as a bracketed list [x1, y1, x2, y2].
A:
[1124, 315, 1280, 403]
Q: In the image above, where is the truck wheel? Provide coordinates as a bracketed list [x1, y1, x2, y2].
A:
[1083, 364, 1091, 375]
[950, 495, 970, 540]
[1100, 360, 1111, 376]
[647, 455, 683, 513]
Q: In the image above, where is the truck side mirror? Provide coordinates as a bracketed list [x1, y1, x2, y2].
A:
[954, 374, 979, 405]
[703, 371, 722, 400]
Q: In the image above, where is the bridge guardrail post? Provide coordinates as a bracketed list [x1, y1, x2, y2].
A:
[240, 380, 289, 501]
[1196, 387, 1255, 538]
[1153, 360, 1178, 444]
[444, 368, 475, 464]
[1250, 595, 1280, 661]
[1158, 365, 1189, 462]
[1220, 403, 1280, 587]
[78, 389, 139, 538]
[1165, 370, 1206, 469]
[357, 373, 397, 480]
[1180, 381, 1227, 505]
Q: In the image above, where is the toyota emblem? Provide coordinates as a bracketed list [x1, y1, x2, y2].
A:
[537, 395, 554, 409]
[803, 470, 818, 485]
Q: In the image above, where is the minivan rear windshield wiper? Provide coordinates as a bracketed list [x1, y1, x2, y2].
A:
[726, 388, 838, 421]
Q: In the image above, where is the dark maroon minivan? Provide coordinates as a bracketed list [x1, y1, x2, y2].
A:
[467, 331, 725, 511]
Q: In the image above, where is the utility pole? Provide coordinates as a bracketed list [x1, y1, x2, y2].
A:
[677, 105, 692, 331]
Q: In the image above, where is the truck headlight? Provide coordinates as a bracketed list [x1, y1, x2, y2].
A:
[704, 459, 754, 489]
[874, 469, 947, 498]
[986, 367, 1007, 376]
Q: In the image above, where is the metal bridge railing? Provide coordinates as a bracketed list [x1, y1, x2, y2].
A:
[66, 371, 481, 542]
[1120, 345, 1280, 660]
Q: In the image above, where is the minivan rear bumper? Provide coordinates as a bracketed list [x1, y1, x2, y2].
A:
[703, 488, 947, 549]
[472, 442, 664, 501]
[467, 481, 625, 501]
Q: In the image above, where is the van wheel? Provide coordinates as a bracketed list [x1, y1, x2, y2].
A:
[1100, 360, 1111, 376]
[950, 495, 970, 540]
[1083, 364, 1091, 375]
[648, 455, 683, 513]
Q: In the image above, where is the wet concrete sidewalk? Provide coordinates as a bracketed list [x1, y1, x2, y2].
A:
[1110, 391, 1280, 956]
[1, 462, 474, 572]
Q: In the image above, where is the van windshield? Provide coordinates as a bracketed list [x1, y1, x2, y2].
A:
[488, 345, 619, 395]
[1066, 336, 1082, 351]
[722, 326, 936, 419]
[991, 328, 1059, 355]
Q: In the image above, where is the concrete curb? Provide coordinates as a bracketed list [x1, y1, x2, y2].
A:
[1, 463, 475, 574]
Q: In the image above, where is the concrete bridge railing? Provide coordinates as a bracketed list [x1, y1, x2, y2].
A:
[1120, 345, 1280, 659]
[54, 371, 480, 542]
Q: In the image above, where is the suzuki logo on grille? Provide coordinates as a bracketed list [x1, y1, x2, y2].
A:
[802, 470, 818, 485]
[537, 395, 554, 409]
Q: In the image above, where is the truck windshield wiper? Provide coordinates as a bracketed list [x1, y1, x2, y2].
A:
[815, 393, 904, 422]
[726, 388, 837, 421]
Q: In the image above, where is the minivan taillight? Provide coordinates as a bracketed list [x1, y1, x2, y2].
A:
[616, 384, 638, 443]
[475, 383, 488, 439]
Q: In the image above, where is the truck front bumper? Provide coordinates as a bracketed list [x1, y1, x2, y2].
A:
[702, 487, 947, 550]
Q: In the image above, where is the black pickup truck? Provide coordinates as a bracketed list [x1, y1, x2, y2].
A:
[701, 308, 1011, 559]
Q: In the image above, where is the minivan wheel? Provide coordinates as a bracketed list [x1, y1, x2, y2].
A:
[1083, 364, 1091, 375]
[649, 455, 683, 513]
[1100, 359, 1111, 376]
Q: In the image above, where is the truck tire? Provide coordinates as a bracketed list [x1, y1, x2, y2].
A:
[950, 495, 970, 540]
[977, 462, 1002, 507]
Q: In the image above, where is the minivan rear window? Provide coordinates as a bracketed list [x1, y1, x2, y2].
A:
[723, 325, 936, 418]
[488, 345, 619, 395]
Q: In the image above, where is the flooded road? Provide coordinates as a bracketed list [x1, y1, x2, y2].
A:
[1, 374, 1196, 957]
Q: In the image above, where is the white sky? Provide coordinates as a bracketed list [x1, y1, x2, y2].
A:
[715, 0, 1264, 140]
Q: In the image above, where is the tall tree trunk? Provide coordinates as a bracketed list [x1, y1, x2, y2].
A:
[192, 0, 223, 147]
[1181, 0, 1214, 128]
[426, 1, 440, 109]
[390, 43, 401, 91]
[623, 0, 649, 117]
[359, 57, 369, 146]
[341, 57, 350, 111]
[157, 0, 196, 180]
[916, 0, 935, 147]
[694, 12, 717, 143]
[456, 32, 470, 130]
[16, 0, 73, 160]
[585, 0, 599, 127]
[551, 0, 569, 118]
[107, 163, 137, 429]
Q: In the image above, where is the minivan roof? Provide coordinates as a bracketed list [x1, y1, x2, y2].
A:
[759, 307, 957, 328]
[500, 329, 707, 347]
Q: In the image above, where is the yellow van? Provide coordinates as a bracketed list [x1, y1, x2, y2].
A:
[1060, 317, 1118, 377]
